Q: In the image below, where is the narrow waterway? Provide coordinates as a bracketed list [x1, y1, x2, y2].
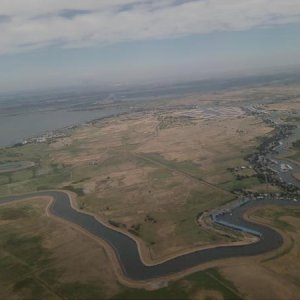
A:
[0, 112, 299, 281]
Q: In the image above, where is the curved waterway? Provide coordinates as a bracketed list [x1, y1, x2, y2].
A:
[0, 119, 299, 281]
[0, 191, 299, 281]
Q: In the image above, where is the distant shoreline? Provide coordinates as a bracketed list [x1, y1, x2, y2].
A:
[0, 107, 129, 149]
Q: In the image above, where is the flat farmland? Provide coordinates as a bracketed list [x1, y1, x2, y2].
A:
[0, 104, 274, 258]
[1, 83, 300, 299]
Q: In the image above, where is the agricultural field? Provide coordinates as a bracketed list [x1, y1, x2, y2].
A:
[1, 84, 300, 299]
[0, 199, 118, 300]
[0, 198, 244, 300]
[289, 140, 300, 162]
[0, 101, 275, 259]
[221, 205, 300, 300]
[1, 195, 299, 299]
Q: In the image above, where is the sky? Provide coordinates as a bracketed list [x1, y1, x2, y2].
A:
[1, 0, 300, 92]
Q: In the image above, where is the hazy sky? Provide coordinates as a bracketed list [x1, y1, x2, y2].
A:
[1, 0, 300, 92]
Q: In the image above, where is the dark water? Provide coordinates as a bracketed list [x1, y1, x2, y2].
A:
[0, 107, 127, 147]
[1, 191, 299, 280]
[0, 99, 299, 280]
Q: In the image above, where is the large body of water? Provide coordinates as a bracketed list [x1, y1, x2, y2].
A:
[0, 107, 127, 148]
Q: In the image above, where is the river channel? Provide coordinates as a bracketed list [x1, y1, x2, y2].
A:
[0, 112, 299, 281]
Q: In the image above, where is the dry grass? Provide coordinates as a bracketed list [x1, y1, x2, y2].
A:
[43, 107, 273, 258]
[265, 99, 300, 112]
[222, 264, 300, 300]
[0, 199, 119, 300]
[0, 96, 278, 259]
[1, 85, 300, 298]
[191, 289, 224, 300]
[221, 206, 300, 300]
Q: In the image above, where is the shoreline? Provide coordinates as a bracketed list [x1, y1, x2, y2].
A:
[0, 102, 299, 289]
[1, 189, 299, 289]
[0, 107, 130, 149]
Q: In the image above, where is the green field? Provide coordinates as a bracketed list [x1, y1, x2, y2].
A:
[113, 269, 242, 300]
[288, 140, 300, 162]
[0, 201, 243, 300]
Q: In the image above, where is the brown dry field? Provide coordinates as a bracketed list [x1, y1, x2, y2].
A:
[1, 85, 300, 299]
[2, 198, 300, 300]
[47, 107, 273, 258]
[221, 206, 300, 300]
[191, 289, 224, 300]
[0, 199, 120, 300]
[264, 98, 300, 112]
[166, 84, 300, 111]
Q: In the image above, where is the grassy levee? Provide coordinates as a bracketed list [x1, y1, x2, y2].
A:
[220, 205, 300, 300]
[136, 153, 205, 180]
[0, 199, 244, 300]
[0, 200, 110, 300]
[0, 110, 270, 259]
[135, 152, 236, 201]
[289, 139, 300, 162]
[221, 176, 262, 192]
[0, 204, 58, 300]
[113, 269, 242, 300]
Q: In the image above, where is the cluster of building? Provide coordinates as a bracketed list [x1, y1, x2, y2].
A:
[244, 104, 300, 197]
[13, 128, 72, 147]
[280, 163, 293, 172]
[22, 131, 67, 145]
[245, 105, 279, 126]
[210, 198, 262, 237]
[246, 122, 299, 194]
[206, 105, 300, 238]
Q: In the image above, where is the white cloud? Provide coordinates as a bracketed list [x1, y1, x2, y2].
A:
[0, 0, 300, 54]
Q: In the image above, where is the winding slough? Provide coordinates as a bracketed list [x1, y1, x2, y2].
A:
[1, 191, 299, 281]
[1, 117, 299, 281]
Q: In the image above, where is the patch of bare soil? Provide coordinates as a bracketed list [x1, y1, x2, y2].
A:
[221, 264, 300, 300]
[191, 289, 224, 300]
[263, 215, 300, 285]
[25, 199, 120, 296]
[294, 172, 300, 181]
